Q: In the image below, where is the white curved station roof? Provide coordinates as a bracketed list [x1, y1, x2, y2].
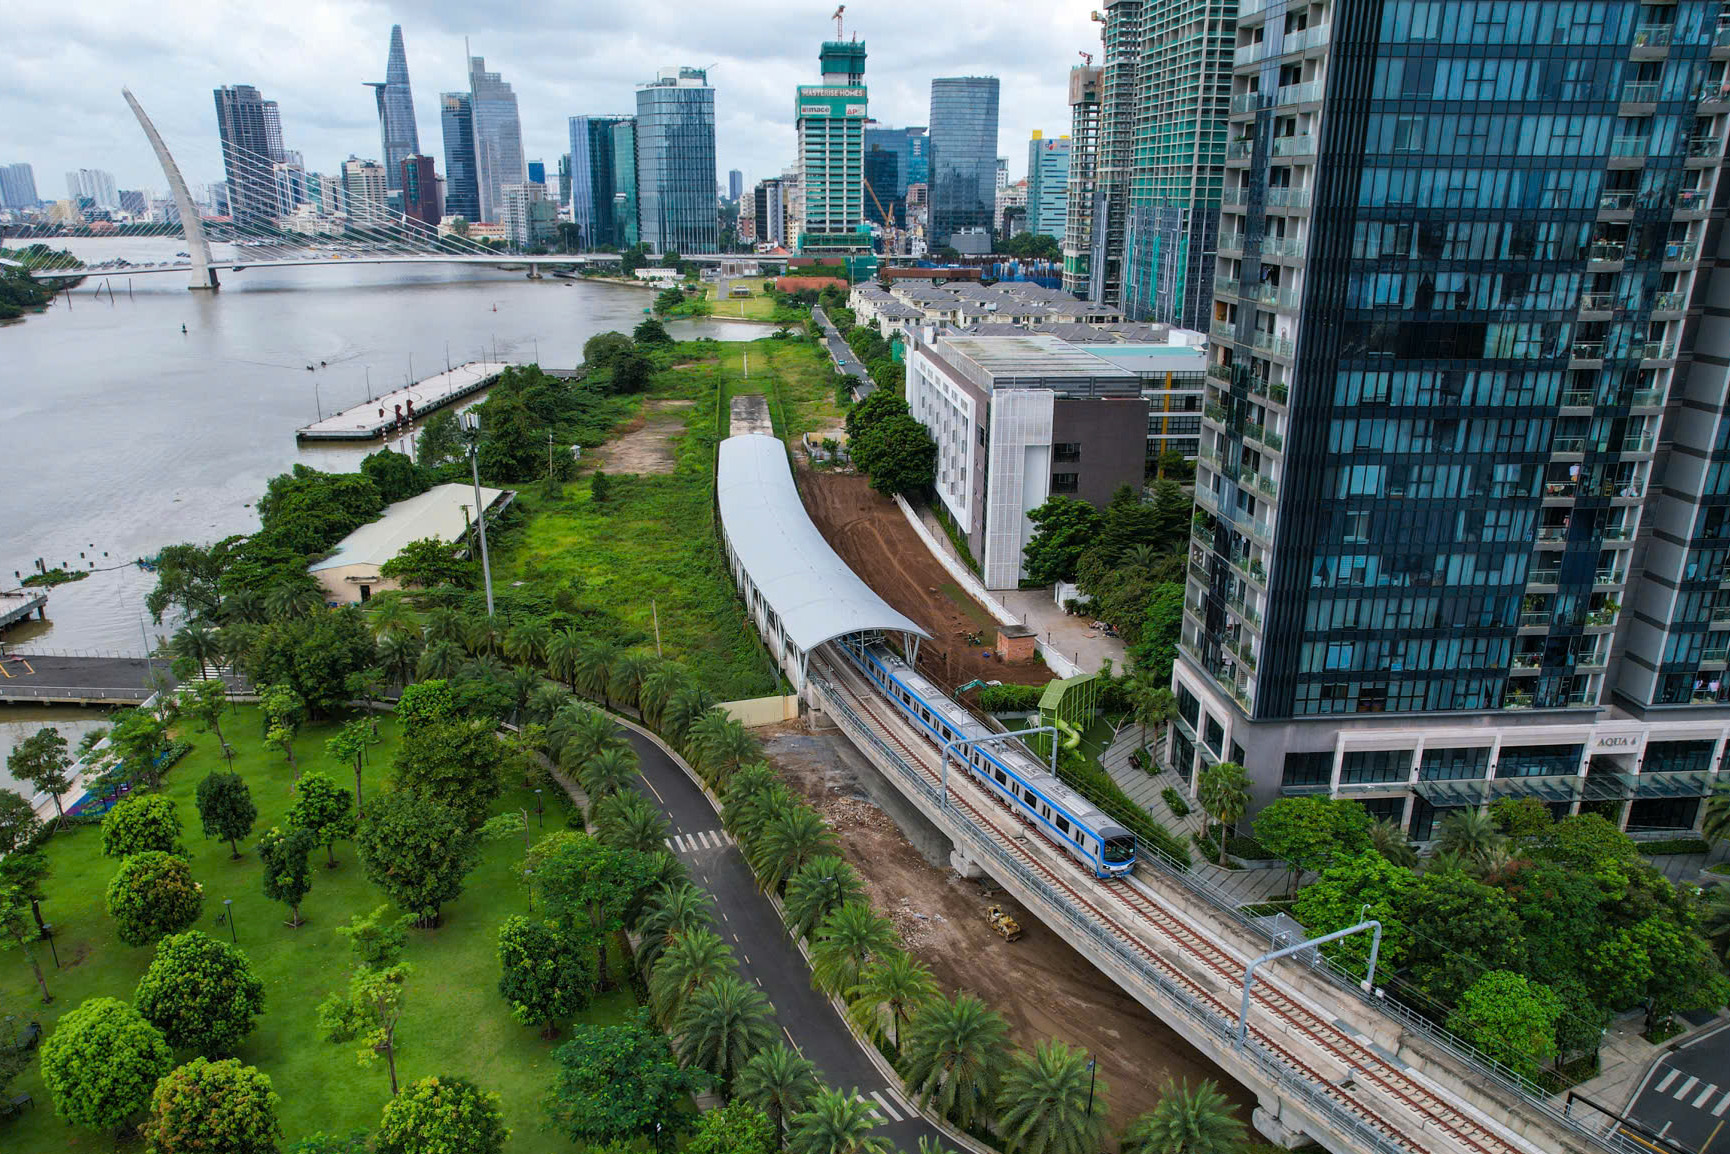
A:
[718, 434, 931, 653]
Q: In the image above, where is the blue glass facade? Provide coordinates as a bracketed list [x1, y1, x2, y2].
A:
[928, 78, 1000, 247]
[865, 125, 927, 225]
[368, 25, 420, 194]
[636, 69, 717, 254]
[568, 115, 629, 249]
[439, 92, 479, 223]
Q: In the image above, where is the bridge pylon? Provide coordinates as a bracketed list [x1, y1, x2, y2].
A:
[122, 88, 218, 291]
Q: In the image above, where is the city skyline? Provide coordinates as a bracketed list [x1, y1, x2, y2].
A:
[1, 0, 1095, 198]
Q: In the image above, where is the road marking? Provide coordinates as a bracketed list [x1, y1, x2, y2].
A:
[701, 830, 718, 849]
[642, 776, 665, 804]
[673, 834, 690, 853]
[663, 837, 675, 851]
[853, 1094, 885, 1123]
[1678, 1077, 1700, 1100]
[1658, 1070, 1680, 1093]
[732, 932, 740, 942]
[1697, 1084, 1721, 1109]
[1714, 1092, 1730, 1118]
[782, 1025, 801, 1051]
[1706, 1119, 1726, 1154]
[722, 830, 736, 845]
[721, 909, 730, 922]
[869, 1090, 902, 1122]
[742, 953, 750, 964]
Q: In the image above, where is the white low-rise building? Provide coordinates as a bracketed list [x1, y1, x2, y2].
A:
[310, 483, 511, 605]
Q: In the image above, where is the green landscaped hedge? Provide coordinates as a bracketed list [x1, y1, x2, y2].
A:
[1161, 787, 1191, 818]
[1638, 837, 1712, 856]
[978, 684, 1043, 712]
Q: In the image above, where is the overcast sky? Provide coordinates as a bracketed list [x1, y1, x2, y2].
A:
[6, 0, 1100, 198]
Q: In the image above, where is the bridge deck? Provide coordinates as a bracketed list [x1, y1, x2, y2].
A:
[296, 361, 511, 441]
[0, 653, 159, 705]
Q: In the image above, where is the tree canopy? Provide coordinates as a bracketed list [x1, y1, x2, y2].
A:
[142, 1058, 281, 1154]
[134, 931, 266, 1054]
[39, 996, 175, 1131]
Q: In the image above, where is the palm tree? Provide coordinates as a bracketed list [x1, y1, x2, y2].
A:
[507, 664, 542, 718]
[546, 626, 583, 690]
[378, 631, 422, 687]
[578, 744, 640, 804]
[1123, 542, 1163, 570]
[1370, 818, 1417, 868]
[722, 763, 780, 832]
[170, 622, 223, 679]
[751, 806, 840, 894]
[609, 650, 657, 711]
[367, 596, 419, 641]
[634, 881, 713, 972]
[425, 607, 467, 647]
[265, 579, 323, 621]
[1196, 761, 1251, 865]
[1121, 1079, 1246, 1154]
[549, 703, 619, 766]
[503, 619, 550, 667]
[526, 682, 569, 726]
[810, 901, 898, 999]
[1424, 848, 1472, 875]
[675, 972, 776, 1097]
[639, 663, 690, 727]
[1705, 887, 1730, 966]
[461, 653, 508, 685]
[1435, 808, 1506, 866]
[785, 855, 867, 941]
[572, 636, 620, 707]
[689, 711, 760, 789]
[786, 1087, 894, 1154]
[1131, 680, 1179, 761]
[664, 683, 719, 745]
[846, 950, 937, 1050]
[416, 638, 465, 680]
[1704, 786, 1730, 847]
[220, 586, 267, 626]
[737, 1043, 819, 1146]
[901, 992, 1009, 1131]
[463, 615, 502, 658]
[648, 927, 734, 1026]
[594, 791, 670, 853]
[996, 1040, 1106, 1154]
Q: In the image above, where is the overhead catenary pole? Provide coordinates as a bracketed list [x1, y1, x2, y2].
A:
[460, 412, 496, 617]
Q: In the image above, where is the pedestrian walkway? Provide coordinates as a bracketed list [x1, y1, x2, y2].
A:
[663, 828, 735, 855]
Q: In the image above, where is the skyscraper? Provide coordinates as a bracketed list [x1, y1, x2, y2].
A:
[439, 92, 479, 222]
[1180, 0, 1730, 840]
[64, 168, 119, 211]
[468, 56, 526, 223]
[927, 77, 1000, 248]
[863, 126, 926, 226]
[569, 116, 630, 249]
[0, 163, 38, 209]
[728, 169, 744, 202]
[213, 84, 282, 226]
[401, 155, 439, 226]
[1062, 66, 1103, 299]
[635, 67, 717, 254]
[611, 119, 639, 249]
[795, 40, 870, 260]
[342, 158, 388, 224]
[754, 178, 787, 247]
[366, 25, 421, 195]
[1025, 132, 1070, 242]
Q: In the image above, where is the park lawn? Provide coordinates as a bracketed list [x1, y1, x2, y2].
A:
[700, 277, 804, 323]
[0, 705, 631, 1153]
[492, 345, 782, 701]
[725, 340, 851, 446]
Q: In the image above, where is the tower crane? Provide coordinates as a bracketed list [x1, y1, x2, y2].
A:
[1079, 51, 1094, 65]
[833, 5, 846, 37]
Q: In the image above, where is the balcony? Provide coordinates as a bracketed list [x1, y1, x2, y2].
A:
[1590, 241, 1627, 262]
[1277, 81, 1322, 106]
[1553, 436, 1587, 454]
[1677, 187, 1710, 210]
[1599, 191, 1636, 212]
[1635, 23, 1675, 47]
[1570, 341, 1605, 361]
[1664, 240, 1700, 262]
[1714, 606, 1730, 624]
[1586, 607, 1621, 628]
[1716, 23, 1730, 47]
[1205, 401, 1230, 424]
[1604, 524, 1637, 541]
[1688, 137, 1724, 159]
[1262, 234, 1305, 260]
[1623, 431, 1657, 453]
[1536, 526, 1569, 543]
[1652, 290, 1688, 311]
[1640, 340, 1679, 361]
[1287, 23, 1331, 52]
[1270, 135, 1316, 158]
[1578, 292, 1617, 312]
[1252, 330, 1294, 357]
[1704, 646, 1730, 666]
[1529, 568, 1561, 586]
[1219, 232, 1246, 255]
[1211, 321, 1238, 344]
[1505, 692, 1535, 710]
[1621, 81, 1662, 103]
[1560, 389, 1597, 408]
[1249, 377, 1289, 404]
[1227, 139, 1255, 161]
[1596, 567, 1628, 585]
[1266, 187, 1311, 210]
[1611, 136, 1651, 159]
[1206, 361, 1235, 386]
[1513, 652, 1544, 670]
[1629, 387, 1666, 407]
[1214, 275, 1240, 296]
[1229, 91, 1265, 115]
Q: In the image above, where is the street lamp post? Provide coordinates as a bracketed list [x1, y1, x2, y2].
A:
[460, 411, 496, 617]
[223, 898, 236, 944]
[535, 789, 543, 827]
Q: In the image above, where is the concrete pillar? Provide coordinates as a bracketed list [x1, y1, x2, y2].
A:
[949, 849, 986, 879]
[1252, 1097, 1310, 1150]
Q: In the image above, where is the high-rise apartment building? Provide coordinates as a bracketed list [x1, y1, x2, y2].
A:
[1025, 132, 1071, 242]
[729, 169, 744, 202]
[754, 178, 788, 247]
[213, 85, 283, 226]
[366, 25, 421, 195]
[401, 155, 439, 226]
[0, 163, 39, 209]
[927, 77, 1000, 248]
[342, 158, 389, 224]
[1063, 66, 1104, 299]
[635, 67, 718, 254]
[569, 116, 631, 249]
[468, 56, 526, 223]
[502, 182, 557, 250]
[795, 40, 871, 260]
[439, 93, 480, 223]
[611, 119, 640, 249]
[1179, 1, 1730, 840]
[64, 168, 119, 211]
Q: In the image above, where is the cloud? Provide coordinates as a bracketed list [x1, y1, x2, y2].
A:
[3, 0, 1098, 197]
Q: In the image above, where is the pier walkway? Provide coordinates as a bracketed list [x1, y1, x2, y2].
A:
[295, 361, 511, 441]
[0, 589, 48, 632]
[0, 652, 162, 705]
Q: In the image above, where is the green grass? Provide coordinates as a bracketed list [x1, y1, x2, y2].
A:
[492, 344, 782, 701]
[701, 277, 806, 323]
[0, 706, 630, 1152]
[754, 340, 850, 443]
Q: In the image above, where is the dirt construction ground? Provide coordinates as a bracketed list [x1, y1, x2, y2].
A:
[765, 729, 1262, 1147]
[797, 467, 1051, 693]
[593, 398, 693, 475]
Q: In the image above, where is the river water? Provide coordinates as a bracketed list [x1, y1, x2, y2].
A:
[0, 238, 766, 782]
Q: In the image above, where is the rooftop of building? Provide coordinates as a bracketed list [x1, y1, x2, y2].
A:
[935, 333, 1141, 390]
[310, 483, 509, 573]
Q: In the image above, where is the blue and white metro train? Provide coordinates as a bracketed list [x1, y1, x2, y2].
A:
[838, 637, 1137, 879]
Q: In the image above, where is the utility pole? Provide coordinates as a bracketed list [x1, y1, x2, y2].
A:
[460, 412, 496, 617]
[547, 431, 556, 483]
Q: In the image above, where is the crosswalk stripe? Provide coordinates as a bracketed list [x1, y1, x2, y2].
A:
[663, 837, 675, 850]
[1713, 1091, 1730, 1117]
[703, 830, 719, 849]
[1658, 1069, 1680, 1093]
[869, 1090, 903, 1122]
[1694, 1084, 1719, 1109]
[854, 1094, 885, 1123]
[1676, 1076, 1699, 1100]
[722, 829, 736, 845]
[673, 834, 689, 853]
[884, 1087, 914, 1119]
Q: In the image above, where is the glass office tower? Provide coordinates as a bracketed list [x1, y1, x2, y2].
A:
[569, 115, 630, 249]
[636, 68, 718, 254]
[927, 77, 1000, 248]
[367, 25, 420, 194]
[611, 119, 640, 249]
[439, 93, 480, 223]
[1178, 0, 1730, 840]
[468, 56, 525, 223]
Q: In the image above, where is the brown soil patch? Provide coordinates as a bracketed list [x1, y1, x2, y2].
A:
[797, 467, 1048, 693]
[595, 399, 694, 475]
[765, 729, 1259, 1144]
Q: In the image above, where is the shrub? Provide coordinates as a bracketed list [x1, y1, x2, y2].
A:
[1161, 788, 1191, 818]
[1637, 837, 1711, 856]
[977, 684, 1043, 712]
[107, 852, 204, 946]
[101, 794, 182, 858]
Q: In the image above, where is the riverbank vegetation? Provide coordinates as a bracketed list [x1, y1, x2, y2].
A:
[0, 246, 77, 320]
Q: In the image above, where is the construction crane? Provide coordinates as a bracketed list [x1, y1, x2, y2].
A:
[1078, 50, 1094, 66]
[862, 172, 893, 229]
[833, 5, 846, 37]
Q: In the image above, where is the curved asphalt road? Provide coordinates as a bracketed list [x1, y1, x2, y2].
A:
[619, 726, 942, 1150]
[813, 305, 874, 397]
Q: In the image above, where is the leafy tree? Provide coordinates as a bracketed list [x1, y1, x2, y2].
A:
[258, 683, 305, 766]
[379, 537, 472, 589]
[245, 609, 377, 717]
[1022, 497, 1105, 586]
[324, 719, 372, 820]
[257, 825, 315, 927]
[736, 1042, 820, 1144]
[1405, 869, 1527, 1006]
[196, 771, 257, 858]
[0, 789, 42, 855]
[997, 1039, 1106, 1154]
[844, 388, 908, 441]
[356, 791, 478, 927]
[687, 1100, 776, 1154]
[103, 794, 182, 858]
[851, 412, 937, 496]
[360, 447, 432, 503]
[390, 718, 503, 828]
[847, 949, 938, 1049]
[1292, 851, 1415, 979]
[546, 1011, 701, 1151]
[634, 317, 674, 345]
[287, 771, 356, 867]
[786, 1086, 894, 1154]
[1491, 797, 1555, 844]
[1538, 813, 1640, 877]
[497, 915, 596, 1037]
[396, 678, 459, 726]
[336, 904, 410, 970]
[1445, 971, 1563, 1079]
[286, 1131, 371, 1154]
[583, 330, 634, 369]
[534, 832, 660, 988]
[1253, 796, 1375, 896]
[134, 931, 266, 1054]
[0, 881, 53, 1002]
[1195, 762, 1251, 865]
[675, 971, 776, 1095]
[255, 465, 384, 555]
[39, 996, 174, 1131]
[145, 535, 250, 623]
[811, 901, 898, 998]
[142, 1058, 281, 1154]
[109, 707, 173, 788]
[902, 992, 1010, 1130]
[785, 854, 867, 941]
[648, 927, 735, 1026]
[8, 724, 74, 820]
[318, 963, 411, 1095]
[107, 851, 204, 946]
[1128, 582, 1185, 681]
[1121, 1079, 1246, 1154]
[416, 410, 464, 468]
[375, 1075, 509, 1154]
[610, 350, 655, 395]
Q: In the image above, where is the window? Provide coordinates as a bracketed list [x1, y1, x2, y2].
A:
[1282, 752, 1332, 788]
[1054, 442, 1082, 463]
[1204, 714, 1225, 755]
[1051, 472, 1079, 493]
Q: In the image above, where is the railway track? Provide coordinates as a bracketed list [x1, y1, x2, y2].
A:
[816, 651, 1538, 1154]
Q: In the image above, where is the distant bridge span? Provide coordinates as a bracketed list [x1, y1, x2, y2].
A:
[30, 252, 775, 281]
